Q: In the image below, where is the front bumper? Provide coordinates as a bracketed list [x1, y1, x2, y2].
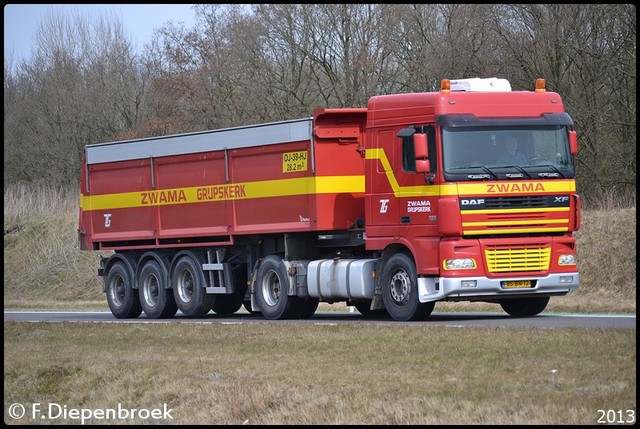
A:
[418, 272, 579, 303]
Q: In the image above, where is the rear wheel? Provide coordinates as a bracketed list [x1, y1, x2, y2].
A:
[500, 297, 550, 317]
[254, 255, 297, 320]
[295, 298, 319, 319]
[105, 261, 142, 319]
[172, 253, 214, 317]
[381, 252, 434, 321]
[243, 300, 260, 314]
[211, 265, 247, 315]
[139, 260, 177, 319]
[351, 300, 388, 317]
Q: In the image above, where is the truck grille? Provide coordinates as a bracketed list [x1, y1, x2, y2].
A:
[482, 196, 548, 208]
[485, 244, 551, 273]
[460, 195, 571, 235]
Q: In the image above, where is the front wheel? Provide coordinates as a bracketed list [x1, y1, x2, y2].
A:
[381, 253, 434, 321]
[500, 297, 550, 317]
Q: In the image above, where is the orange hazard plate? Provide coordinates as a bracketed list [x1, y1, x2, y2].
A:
[503, 280, 533, 289]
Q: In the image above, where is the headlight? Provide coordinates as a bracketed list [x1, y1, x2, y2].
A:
[558, 254, 576, 265]
[444, 258, 476, 270]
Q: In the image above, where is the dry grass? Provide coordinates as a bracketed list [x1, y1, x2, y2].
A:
[3, 184, 636, 314]
[3, 322, 636, 425]
[4, 188, 109, 304]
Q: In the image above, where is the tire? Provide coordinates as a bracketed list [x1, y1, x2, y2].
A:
[254, 255, 297, 320]
[352, 300, 389, 317]
[105, 261, 142, 319]
[138, 260, 178, 319]
[381, 252, 435, 321]
[243, 300, 260, 314]
[211, 265, 246, 315]
[500, 296, 550, 317]
[171, 254, 214, 317]
[295, 298, 319, 319]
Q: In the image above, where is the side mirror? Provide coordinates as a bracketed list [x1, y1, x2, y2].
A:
[414, 133, 430, 173]
[568, 130, 578, 155]
[416, 159, 431, 173]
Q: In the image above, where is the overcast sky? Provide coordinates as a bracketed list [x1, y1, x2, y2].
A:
[4, 4, 198, 66]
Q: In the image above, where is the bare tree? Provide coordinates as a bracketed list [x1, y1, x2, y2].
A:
[4, 8, 144, 186]
[302, 4, 401, 106]
[3, 4, 636, 205]
[493, 4, 636, 203]
[139, 4, 256, 132]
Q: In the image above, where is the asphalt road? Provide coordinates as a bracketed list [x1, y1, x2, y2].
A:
[4, 310, 636, 329]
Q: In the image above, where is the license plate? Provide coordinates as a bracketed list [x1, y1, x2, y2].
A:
[503, 280, 533, 289]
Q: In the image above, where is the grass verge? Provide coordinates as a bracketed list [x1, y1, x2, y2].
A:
[3, 322, 636, 425]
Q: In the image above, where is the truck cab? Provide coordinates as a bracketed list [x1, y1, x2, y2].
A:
[364, 78, 580, 320]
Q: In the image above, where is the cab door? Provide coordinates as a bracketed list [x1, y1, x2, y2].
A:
[366, 129, 399, 238]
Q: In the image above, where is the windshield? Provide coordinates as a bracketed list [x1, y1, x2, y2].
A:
[442, 126, 575, 181]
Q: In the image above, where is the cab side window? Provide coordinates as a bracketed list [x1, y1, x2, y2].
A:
[401, 125, 436, 174]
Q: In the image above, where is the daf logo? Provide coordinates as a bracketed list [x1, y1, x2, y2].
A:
[461, 198, 484, 206]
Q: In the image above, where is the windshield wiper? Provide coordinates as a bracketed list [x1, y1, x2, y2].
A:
[458, 165, 499, 180]
[535, 164, 566, 178]
[499, 164, 532, 178]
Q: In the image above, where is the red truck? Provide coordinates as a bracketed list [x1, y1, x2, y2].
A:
[78, 77, 580, 321]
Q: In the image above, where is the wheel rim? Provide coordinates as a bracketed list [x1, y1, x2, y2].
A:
[142, 273, 160, 307]
[110, 275, 126, 306]
[176, 269, 194, 303]
[389, 270, 410, 304]
[260, 270, 281, 307]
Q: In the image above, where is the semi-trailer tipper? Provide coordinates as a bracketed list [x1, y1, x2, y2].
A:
[78, 78, 580, 321]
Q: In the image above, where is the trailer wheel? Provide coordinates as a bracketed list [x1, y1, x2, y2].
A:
[211, 265, 246, 315]
[500, 296, 549, 317]
[381, 252, 434, 321]
[172, 254, 213, 317]
[255, 255, 297, 320]
[105, 261, 142, 319]
[139, 260, 178, 319]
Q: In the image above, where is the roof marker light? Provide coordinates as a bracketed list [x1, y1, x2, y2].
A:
[448, 78, 511, 92]
[441, 79, 451, 93]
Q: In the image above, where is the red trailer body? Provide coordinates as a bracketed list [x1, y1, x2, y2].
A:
[79, 78, 580, 321]
[79, 109, 367, 249]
